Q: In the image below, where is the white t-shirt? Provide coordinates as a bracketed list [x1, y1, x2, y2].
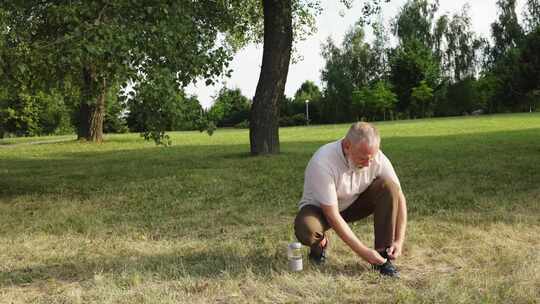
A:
[298, 139, 402, 212]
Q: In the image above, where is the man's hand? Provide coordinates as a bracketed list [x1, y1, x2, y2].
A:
[361, 249, 387, 265]
[320, 204, 387, 266]
[387, 240, 403, 260]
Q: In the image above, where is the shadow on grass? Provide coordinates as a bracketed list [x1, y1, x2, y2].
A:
[0, 251, 264, 287]
[0, 245, 376, 288]
[0, 128, 539, 234]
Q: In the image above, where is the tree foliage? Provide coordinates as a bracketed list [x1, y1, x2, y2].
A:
[280, 80, 322, 124]
[2, 0, 538, 142]
[437, 5, 485, 82]
[523, 0, 540, 32]
[389, 40, 440, 116]
[489, 0, 524, 64]
[209, 88, 251, 127]
[392, 0, 438, 49]
[1, 1, 252, 142]
[321, 25, 377, 122]
[352, 80, 397, 121]
[411, 80, 433, 117]
[125, 68, 208, 146]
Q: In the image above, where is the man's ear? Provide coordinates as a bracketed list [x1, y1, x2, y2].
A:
[343, 139, 351, 152]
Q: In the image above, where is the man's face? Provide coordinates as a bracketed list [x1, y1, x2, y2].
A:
[345, 140, 379, 169]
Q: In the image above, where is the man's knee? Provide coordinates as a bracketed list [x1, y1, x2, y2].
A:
[294, 206, 327, 247]
[372, 177, 400, 199]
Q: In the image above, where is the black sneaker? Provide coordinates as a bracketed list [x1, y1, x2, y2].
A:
[373, 260, 400, 278]
[309, 239, 328, 265]
[372, 249, 400, 278]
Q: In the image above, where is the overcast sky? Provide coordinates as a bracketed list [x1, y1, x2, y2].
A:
[186, 0, 526, 109]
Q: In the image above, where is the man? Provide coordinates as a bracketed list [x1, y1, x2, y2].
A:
[294, 122, 407, 277]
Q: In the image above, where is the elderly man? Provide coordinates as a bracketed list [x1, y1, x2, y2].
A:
[294, 122, 407, 277]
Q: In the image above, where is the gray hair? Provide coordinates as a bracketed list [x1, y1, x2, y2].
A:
[345, 122, 380, 147]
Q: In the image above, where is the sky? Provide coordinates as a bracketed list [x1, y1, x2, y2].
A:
[186, 0, 526, 109]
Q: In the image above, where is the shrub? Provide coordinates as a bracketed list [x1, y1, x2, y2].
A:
[292, 113, 307, 125]
[279, 116, 295, 126]
[234, 120, 249, 129]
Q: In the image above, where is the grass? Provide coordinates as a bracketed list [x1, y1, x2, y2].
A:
[1, 113, 539, 303]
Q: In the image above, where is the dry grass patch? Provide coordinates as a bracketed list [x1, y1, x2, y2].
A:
[1, 216, 538, 303]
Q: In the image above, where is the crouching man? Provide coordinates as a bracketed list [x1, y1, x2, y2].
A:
[294, 122, 407, 278]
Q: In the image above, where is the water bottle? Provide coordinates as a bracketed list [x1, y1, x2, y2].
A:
[287, 242, 303, 271]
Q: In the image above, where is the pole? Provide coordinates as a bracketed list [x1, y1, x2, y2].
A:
[305, 99, 310, 126]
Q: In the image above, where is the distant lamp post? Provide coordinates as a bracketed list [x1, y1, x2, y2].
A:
[305, 99, 310, 126]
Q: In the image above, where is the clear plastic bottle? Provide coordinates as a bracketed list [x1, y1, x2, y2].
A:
[287, 242, 303, 271]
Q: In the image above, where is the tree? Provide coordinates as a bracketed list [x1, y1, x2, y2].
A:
[411, 80, 433, 117]
[344, 25, 375, 88]
[352, 86, 372, 120]
[427, 5, 485, 117]
[0, 88, 73, 138]
[440, 5, 484, 82]
[389, 41, 440, 117]
[1, 1, 251, 142]
[371, 19, 391, 81]
[371, 80, 398, 120]
[100, 81, 128, 134]
[125, 68, 206, 146]
[319, 10, 396, 124]
[488, 0, 540, 113]
[321, 24, 375, 123]
[249, 0, 390, 155]
[485, 0, 526, 111]
[515, 27, 540, 111]
[321, 37, 355, 123]
[522, 0, 540, 33]
[249, 0, 293, 155]
[175, 95, 206, 131]
[388, 0, 441, 117]
[526, 89, 540, 112]
[489, 0, 524, 64]
[392, 0, 439, 49]
[209, 88, 251, 127]
[474, 75, 498, 113]
[294, 81, 322, 104]
[290, 80, 322, 123]
[390, 0, 484, 118]
[352, 80, 396, 121]
[0, 93, 39, 138]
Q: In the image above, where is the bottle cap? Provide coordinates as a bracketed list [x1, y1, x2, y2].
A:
[289, 242, 302, 249]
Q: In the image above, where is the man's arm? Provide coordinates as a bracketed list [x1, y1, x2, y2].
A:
[321, 203, 386, 265]
[388, 191, 407, 259]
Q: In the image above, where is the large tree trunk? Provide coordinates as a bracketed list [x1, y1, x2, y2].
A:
[249, 0, 292, 155]
[78, 66, 106, 143]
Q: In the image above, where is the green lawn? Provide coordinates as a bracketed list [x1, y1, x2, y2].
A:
[1, 113, 539, 303]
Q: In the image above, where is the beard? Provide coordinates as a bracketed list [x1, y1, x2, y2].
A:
[347, 156, 365, 170]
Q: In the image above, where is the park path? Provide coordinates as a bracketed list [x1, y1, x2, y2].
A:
[0, 137, 75, 148]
